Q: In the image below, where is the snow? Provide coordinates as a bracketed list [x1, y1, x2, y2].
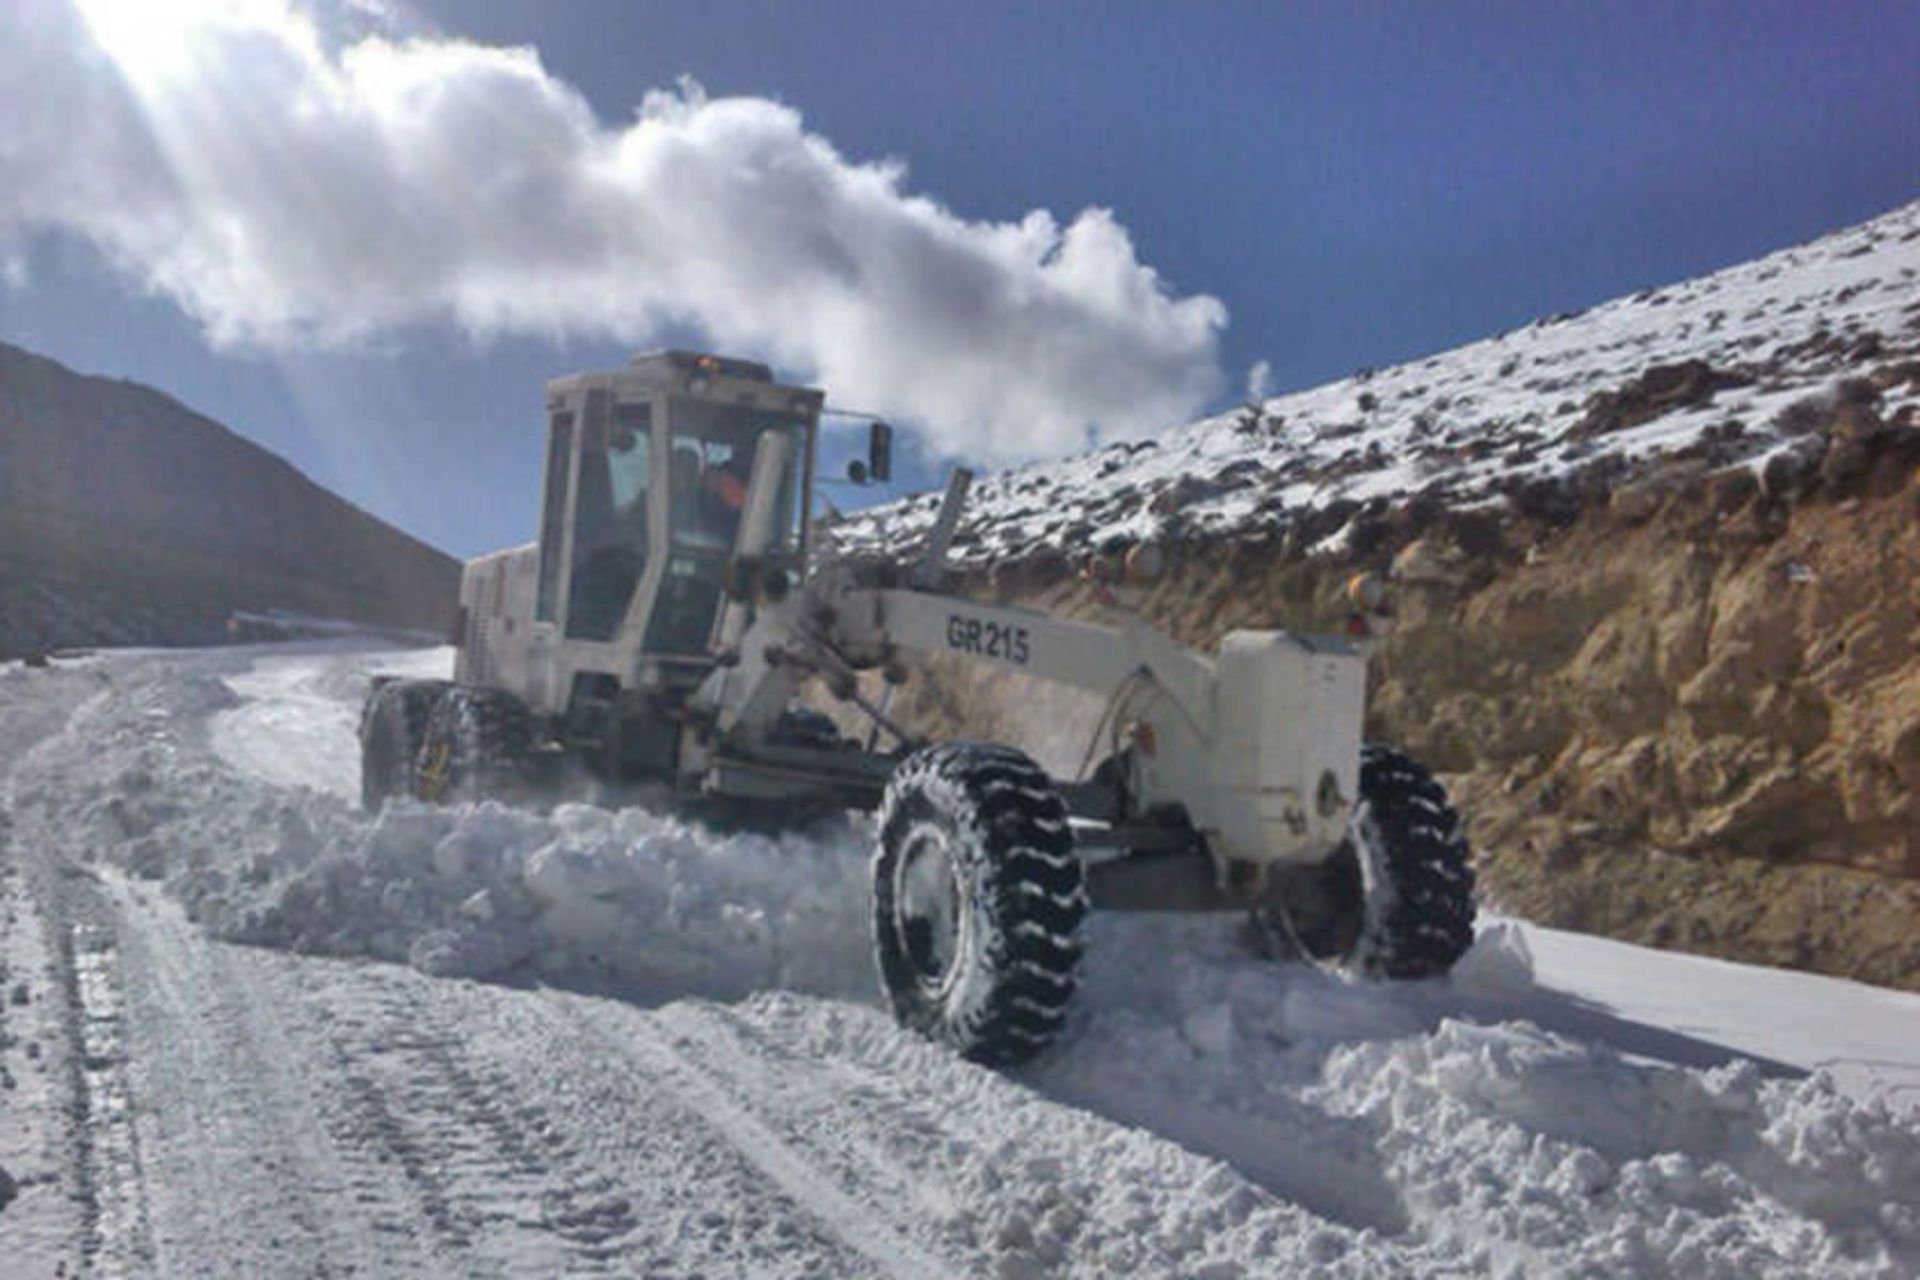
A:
[101, 647, 877, 1002]
[834, 200, 1920, 567]
[3, 641, 1919, 1276]
[1524, 924, 1920, 1109]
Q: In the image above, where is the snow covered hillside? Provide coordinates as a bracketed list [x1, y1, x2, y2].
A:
[836, 200, 1920, 567]
[2, 642, 1918, 1276]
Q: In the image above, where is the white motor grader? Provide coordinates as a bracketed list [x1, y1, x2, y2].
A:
[360, 351, 1475, 1064]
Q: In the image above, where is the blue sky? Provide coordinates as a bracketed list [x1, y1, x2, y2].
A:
[2, 0, 1916, 557]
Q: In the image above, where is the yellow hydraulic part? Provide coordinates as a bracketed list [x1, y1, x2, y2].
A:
[417, 738, 452, 802]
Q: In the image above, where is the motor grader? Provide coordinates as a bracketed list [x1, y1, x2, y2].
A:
[360, 351, 1475, 1064]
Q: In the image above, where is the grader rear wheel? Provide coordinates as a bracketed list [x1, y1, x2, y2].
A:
[359, 679, 450, 811]
[413, 686, 534, 805]
[1263, 744, 1476, 980]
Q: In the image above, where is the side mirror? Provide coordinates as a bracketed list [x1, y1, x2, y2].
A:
[868, 420, 893, 484]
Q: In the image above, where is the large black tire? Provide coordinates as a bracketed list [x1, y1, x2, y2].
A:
[359, 679, 451, 811]
[414, 686, 534, 805]
[1344, 744, 1477, 979]
[873, 743, 1086, 1066]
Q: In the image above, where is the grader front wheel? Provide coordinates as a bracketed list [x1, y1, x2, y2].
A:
[872, 743, 1087, 1066]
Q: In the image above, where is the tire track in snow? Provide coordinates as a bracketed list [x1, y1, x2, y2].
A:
[0, 673, 159, 1276]
[0, 819, 85, 1276]
[291, 965, 642, 1277]
[1, 655, 932, 1275]
[640, 1000, 1402, 1277]
[86, 872, 857, 1277]
[108, 874, 423, 1278]
[59, 913, 157, 1277]
[650, 1001, 978, 1227]
[261, 957, 904, 1277]
[548, 998, 963, 1280]
[652, 996, 1436, 1277]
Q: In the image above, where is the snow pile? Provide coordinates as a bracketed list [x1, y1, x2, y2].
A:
[5, 650, 877, 1005]
[1320, 1026, 1920, 1277]
[733, 949, 1920, 1279]
[836, 200, 1920, 567]
[224, 799, 875, 1002]
[1046, 921, 1919, 1275]
[956, 912, 1917, 1277]
[1448, 918, 1538, 998]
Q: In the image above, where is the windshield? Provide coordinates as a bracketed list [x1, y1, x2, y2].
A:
[666, 400, 804, 554]
[640, 398, 805, 657]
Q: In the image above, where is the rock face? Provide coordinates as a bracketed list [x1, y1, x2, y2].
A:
[1366, 430, 1920, 989]
[0, 342, 457, 657]
[1569, 359, 1753, 439]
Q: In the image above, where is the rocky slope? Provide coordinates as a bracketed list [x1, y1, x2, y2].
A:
[836, 199, 1920, 990]
[0, 342, 457, 657]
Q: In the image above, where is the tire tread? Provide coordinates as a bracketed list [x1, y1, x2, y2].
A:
[874, 742, 1085, 1066]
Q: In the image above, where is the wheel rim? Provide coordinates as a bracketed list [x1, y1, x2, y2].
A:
[1257, 806, 1372, 973]
[893, 822, 966, 997]
[1277, 840, 1366, 965]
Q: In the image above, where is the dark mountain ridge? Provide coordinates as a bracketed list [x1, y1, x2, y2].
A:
[0, 341, 457, 657]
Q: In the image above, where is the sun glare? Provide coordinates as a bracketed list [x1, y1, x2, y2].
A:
[74, 0, 270, 83]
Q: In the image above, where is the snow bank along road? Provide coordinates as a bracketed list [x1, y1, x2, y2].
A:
[1, 644, 1917, 1277]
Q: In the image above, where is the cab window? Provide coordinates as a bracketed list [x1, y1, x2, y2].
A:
[667, 435, 750, 552]
[534, 411, 573, 623]
[665, 400, 803, 553]
[566, 397, 651, 641]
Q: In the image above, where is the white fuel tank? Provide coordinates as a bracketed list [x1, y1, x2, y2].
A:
[1207, 630, 1366, 866]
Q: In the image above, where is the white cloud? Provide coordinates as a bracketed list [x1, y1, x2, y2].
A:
[0, 0, 1226, 462]
[1246, 359, 1273, 404]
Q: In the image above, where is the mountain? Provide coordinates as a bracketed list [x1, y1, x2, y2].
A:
[0, 342, 457, 656]
[838, 198, 1920, 992]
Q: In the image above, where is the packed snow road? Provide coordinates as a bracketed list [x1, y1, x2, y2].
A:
[1, 645, 1917, 1277]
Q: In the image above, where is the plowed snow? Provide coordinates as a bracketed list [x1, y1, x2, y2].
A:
[1, 642, 1916, 1277]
